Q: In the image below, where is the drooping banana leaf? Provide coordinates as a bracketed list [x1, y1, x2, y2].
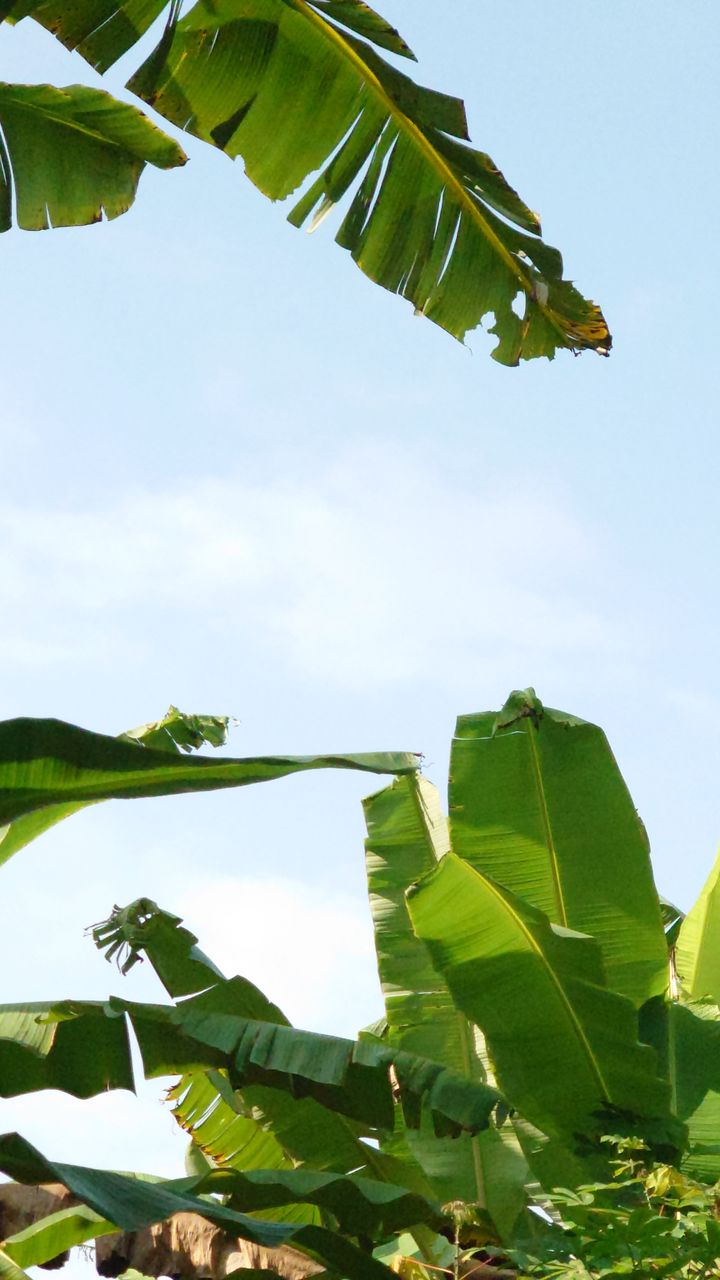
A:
[122, 0, 610, 363]
[0, 706, 234, 873]
[0, 1133, 401, 1280]
[90, 900, 434, 1200]
[364, 773, 529, 1239]
[675, 849, 720, 1002]
[448, 689, 667, 1006]
[406, 852, 682, 1156]
[0, 714, 418, 868]
[0, 1001, 134, 1098]
[117, 979, 501, 1136]
[0, 82, 185, 230]
[91, 897, 232, 997]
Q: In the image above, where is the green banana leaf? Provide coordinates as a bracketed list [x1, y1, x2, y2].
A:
[640, 996, 720, 1182]
[406, 852, 681, 1154]
[2, 0, 412, 71]
[0, 81, 185, 230]
[0, 981, 500, 1138]
[118, 978, 501, 1135]
[0, 705, 234, 873]
[0, 1251, 31, 1280]
[449, 689, 667, 1006]
[91, 898, 232, 997]
[676, 849, 720, 1002]
[0, 1133, 401, 1280]
[1, 1205, 109, 1270]
[89, 902, 436, 1200]
[0, 714, 418, 868]
[0, 0, 171, 73]
[364, 773, 529, 1238]
[0, 1002, 133, 1098]
[1, 1162, 442, 1258]
[123, 0, 610, 363]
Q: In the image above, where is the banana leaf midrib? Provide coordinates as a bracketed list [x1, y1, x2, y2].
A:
[525, 724, 568, 928]
[286, 0, 567, 346]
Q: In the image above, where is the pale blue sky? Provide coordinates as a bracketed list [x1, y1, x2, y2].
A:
[1, 0, 720, 1202]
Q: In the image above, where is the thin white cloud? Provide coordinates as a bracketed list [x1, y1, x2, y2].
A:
[0, 446, 623, 687]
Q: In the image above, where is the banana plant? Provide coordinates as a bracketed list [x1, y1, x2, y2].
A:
[0, 0, 611, 362]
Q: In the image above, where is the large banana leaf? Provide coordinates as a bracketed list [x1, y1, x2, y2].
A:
[122, 0, 610, 363]
[119, 979, 501, 1136]
[0, 1133, 402, 1280]
[640, 997, 720, 1181]
[0, 82, 185, 230]
[406, 852, 680, 1154]
[0, 1163, 442, 1265]
[675, 849, 720, 1003]
[0, 1001, 133, 1098]
[449, 689, 667, 1006]
[0, 981, 500, 1138]
[0, 714, 418, 868]
[364, 774, 529, 1238]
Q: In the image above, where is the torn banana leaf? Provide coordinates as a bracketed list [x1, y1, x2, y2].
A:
[0, 82, 185, 230]
[1, 0, 412, 71]
[127, 0, 611, 362]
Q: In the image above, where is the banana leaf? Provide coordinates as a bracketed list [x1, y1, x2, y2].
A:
[0, 1133, 402, 1280]
[0, 1002, 133, 1098]
[1, 706, 232, 873]
[406, 852, 682, 1155]
[123, 0, 610, 363]
[0, 714, 418, 868]
[640, 996, 720, 1180]
[117, 980, 501, 1136]
[364, 774, 529, 1238]
[1, 1205, 109, 1269]
[0, 1251, 31, 1280]
[0, 82, 185, 230]
[676, 849, 720, 1003]
[449, 689, 667, 1006]
[2, 0, 412, 71]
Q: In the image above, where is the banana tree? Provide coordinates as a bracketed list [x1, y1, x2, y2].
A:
[5, 692, 720, 1280]
[363, 688, 720, 1243]
[0, 0, 611, 363]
